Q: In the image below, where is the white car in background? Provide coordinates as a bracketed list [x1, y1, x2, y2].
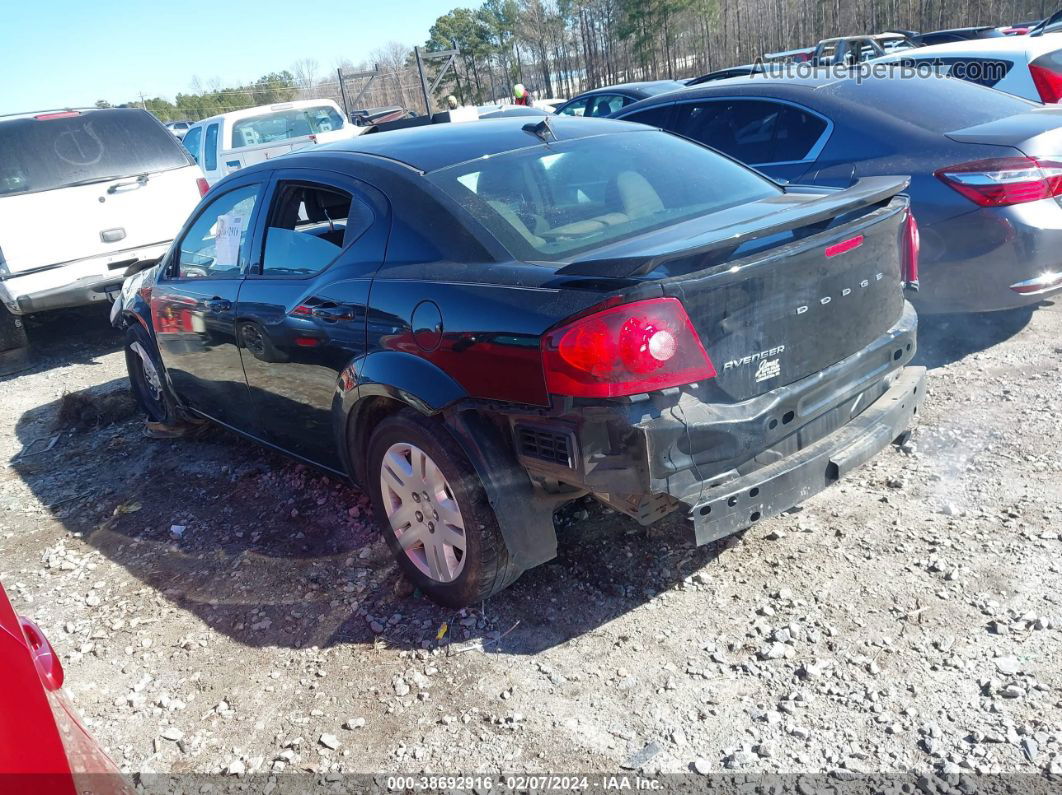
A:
[875, 31, 1062, 102]
[164, 120, 192, 139]
[0, 107, 205, 326]
[182, 99, 361, 186]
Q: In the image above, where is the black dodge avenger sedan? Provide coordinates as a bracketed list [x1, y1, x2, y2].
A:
[112, 117, 925, 607]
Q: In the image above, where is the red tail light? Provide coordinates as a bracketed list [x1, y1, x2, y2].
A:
[196, 177, 209, 197]
[541, 297, 716, 398]
[825, 235, 864, 258]
[902, 211, 920, 291]
[1030, 62, 1062, 103]
[19, 618, 64, 691]
[934, 157, 1062, 207]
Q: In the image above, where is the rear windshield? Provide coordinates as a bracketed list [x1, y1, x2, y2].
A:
[229, 105, 344, 149]
[428, 130, 779, 262]
[833, 74, 1037, 133]
[0, 108, 191, 197]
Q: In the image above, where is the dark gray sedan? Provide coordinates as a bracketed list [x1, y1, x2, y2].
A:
[612, 72, 1062, 313]
[553, 80, 686, 118]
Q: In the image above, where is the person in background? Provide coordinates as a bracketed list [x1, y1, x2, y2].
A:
[513, 84, 533, 106]
[446, 95, 459, 110]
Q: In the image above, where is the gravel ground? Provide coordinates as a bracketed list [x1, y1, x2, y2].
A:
[1, 300, 1061, 788]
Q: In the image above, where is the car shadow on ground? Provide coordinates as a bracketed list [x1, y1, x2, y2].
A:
[0, 306, 121, 382]
[10, 379, 729, 657]
[913, 304, 1037, 369]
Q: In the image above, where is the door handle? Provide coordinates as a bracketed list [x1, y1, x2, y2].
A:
[205, 297, 232, 312]
[312, 306, 353, 322]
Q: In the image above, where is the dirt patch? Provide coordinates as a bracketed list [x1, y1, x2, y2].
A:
[54, 387, 138, 432]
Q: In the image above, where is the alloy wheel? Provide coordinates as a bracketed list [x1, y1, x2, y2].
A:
[379, 442, 467, 583]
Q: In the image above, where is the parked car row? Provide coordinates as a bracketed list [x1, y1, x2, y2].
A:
[609, 71, 1062, 313]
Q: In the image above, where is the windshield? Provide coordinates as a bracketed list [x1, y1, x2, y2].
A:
[229, 105, 345, 148]
[0, 108, 191, 196]
[427, 130, 780, 262]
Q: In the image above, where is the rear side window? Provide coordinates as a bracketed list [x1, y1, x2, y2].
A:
[0, 109, 190, 196]
[204, 123, 219, 172]
[261, 183, 373, 277]
[897, 56, 1013, 87]
[621, 105, 675, 128]
[673, 100, 827, 165]
[182, 126, 203, 163]
[229, 105, 344, 148]
[588, 95, 628, 117]
[428, 130, 779, 262]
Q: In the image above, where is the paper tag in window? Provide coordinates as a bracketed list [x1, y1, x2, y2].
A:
[214, 213, 244, 268]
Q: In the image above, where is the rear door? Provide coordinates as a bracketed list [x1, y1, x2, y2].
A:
[236, 169, 388, 468]
[0, 109, 201, 274]
[152, 178, 265, 427]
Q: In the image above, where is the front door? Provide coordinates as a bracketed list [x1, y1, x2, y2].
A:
[236, 169, 388, 469]
[152, 180, 264, 427]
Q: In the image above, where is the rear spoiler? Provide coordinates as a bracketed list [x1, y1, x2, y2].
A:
[557, 176, 910, 278]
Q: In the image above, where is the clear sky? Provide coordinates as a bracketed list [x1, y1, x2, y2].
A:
[2, 0, 458, 114]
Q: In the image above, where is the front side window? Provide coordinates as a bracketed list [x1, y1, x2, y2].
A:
[173, 185, 260, 279]
[428, 129, 779, 262]
[203, 123, 219, 171]
[261, 182, 372, 277]
[557, 97, 591, 117]
[229, 106, 344, 149]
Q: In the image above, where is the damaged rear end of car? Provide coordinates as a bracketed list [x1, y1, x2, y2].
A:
[505, 176, 926, 544]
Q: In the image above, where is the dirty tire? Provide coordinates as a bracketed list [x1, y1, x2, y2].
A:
[124, 324, 176, 424]
[365, 409, 521, 608]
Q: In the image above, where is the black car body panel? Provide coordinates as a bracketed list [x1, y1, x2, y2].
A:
[113, 117, 924, 580]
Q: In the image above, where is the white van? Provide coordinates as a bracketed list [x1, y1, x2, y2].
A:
[182, 99, 361, 186]
[0, 108, 205, 320]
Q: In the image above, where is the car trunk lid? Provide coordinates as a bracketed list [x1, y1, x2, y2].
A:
[945, 106, 1062, 157]
[560, 177, 911, 401]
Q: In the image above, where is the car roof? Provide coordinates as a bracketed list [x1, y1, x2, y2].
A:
[189, 99, 344, 127]
[315, 116, 646, 172]
[883, 29, 1062, 57]
[579, 80, 686, 97]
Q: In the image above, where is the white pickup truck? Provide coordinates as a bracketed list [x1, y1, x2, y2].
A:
[182, 99, 362, 186]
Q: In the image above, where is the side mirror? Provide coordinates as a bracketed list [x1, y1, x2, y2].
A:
[124, 257, 160, 279]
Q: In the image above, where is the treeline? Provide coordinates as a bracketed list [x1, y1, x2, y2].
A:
[101, 0, 1057, 120]
[102, 72, 300, 122]
[422, 0, 1057, 104]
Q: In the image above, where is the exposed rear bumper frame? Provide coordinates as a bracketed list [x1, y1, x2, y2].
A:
[686, 365, 925, 545]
